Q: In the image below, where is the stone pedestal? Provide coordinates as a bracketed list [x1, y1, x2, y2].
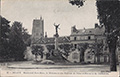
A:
[54, 34, 59, 50]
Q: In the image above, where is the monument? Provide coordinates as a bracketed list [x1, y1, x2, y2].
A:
[49, 23, 65, 62]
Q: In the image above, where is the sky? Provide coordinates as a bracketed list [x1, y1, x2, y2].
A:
[1, 0, 99, 37]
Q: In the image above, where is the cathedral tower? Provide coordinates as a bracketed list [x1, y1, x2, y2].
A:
[32, 17, 44, 43]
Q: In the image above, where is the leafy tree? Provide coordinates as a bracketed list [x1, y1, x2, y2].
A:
[9, 21, 26, 61]
[22, 27, 31, 46]
[94, 43, 104, 63]
[31, 45, 44, 61]
[46, 45, 55, 52]
[96, 0, 120, 71]
[0, 16, 11, 60]
[69, 0, 120, 71]
[59, 44, 73, 56]
[46, 45, 55, 59]
[69, 0, 85, 8]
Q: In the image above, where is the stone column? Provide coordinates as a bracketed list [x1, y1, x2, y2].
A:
[54, 23, 60, 50]
[55, 34, 59, 50]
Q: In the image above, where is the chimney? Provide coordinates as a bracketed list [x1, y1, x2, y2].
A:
[95, 23, 99, 28]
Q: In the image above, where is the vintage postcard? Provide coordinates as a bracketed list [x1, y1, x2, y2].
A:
[0, 0, 120, 77]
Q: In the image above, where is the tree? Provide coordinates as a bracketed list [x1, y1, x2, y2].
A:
[69, 0, 120, 71]
[0, 16, 11, 60]
[46, 45, 55, 59]
[46, 45, 55, 52]
[94, 43, 104, 63]
[69, 0, 85, 8]
[96, 0, 120, 71]
[31, 45, 44, 61]
[22, 27, 31, 46]
[9, 21, 26, 61]
[59, 44, 73, 56]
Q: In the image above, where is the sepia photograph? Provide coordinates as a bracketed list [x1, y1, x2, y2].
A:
[0, 0, 120, 77]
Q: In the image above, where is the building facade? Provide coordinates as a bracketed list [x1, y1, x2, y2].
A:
[31, 17, 110, 63]
[70, 24, 106, 48]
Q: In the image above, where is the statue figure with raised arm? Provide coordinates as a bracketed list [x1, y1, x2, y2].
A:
[54, 23, 60, 36]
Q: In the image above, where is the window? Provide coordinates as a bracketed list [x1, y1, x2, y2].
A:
[85, 36, 88, 40]
[79, 37, 81, 40]
[89, 31, 92, 33]
[88, 36, 91, 40]
[74, 44, 77, 48]
[74, 37, 77, 41]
